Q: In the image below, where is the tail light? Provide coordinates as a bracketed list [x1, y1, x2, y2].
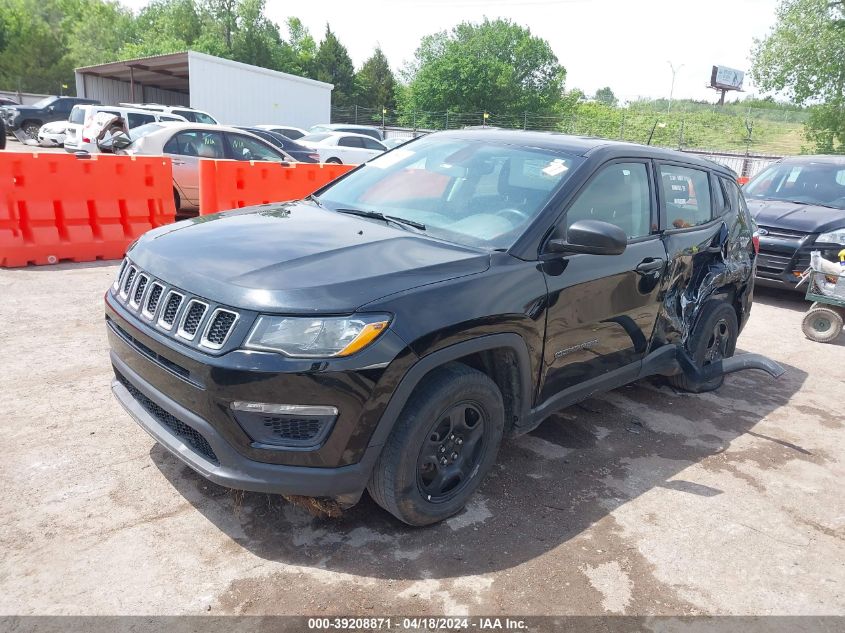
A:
[82, 136, 91, 143]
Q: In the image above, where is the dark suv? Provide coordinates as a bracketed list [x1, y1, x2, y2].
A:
[2, 95, 100, 140]
[106, 131, 781, 526]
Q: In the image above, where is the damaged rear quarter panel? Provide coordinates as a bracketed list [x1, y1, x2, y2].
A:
[651, 182, 756, 349]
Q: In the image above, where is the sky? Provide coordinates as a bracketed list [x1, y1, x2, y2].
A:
[120, 0, 783, 104]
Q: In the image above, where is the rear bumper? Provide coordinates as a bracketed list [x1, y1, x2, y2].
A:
[111, 351, 381, 499]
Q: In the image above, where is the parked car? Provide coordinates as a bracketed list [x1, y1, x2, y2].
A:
[2, 96, 100, 140]
[253, 124, 308, 140]
[744, 155, 845, 290]
[101, 122, 295, 211]
[64, 104, 186, 153]
[235, 126, 320, 162]
[310, 123, 384, 141]
[0, 97, 18, 107]
[298, 131, 386, 164]
[37, 120, 68, 147]
[105, 130, 781, 526]
[120, 103, 218, 125]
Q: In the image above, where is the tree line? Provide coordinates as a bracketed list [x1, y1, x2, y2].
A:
[0, 0, 397, 110]
[0, 0, 842, 152]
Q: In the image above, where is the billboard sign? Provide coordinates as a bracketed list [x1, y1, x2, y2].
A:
[711, 65, 745, 91]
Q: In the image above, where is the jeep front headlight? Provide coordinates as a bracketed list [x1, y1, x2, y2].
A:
[244, 314, 391, 357]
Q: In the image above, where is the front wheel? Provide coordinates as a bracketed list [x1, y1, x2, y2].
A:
[325, 157, 342, 164]
[21, 120, 41, 140]
[368, 363, 504, 526]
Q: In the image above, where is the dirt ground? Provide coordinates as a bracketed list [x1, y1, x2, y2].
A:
[0, 261, 843, 619]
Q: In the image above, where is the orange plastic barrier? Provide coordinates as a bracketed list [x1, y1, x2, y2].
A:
[0, 153, 175, 268]
[199, 159, 355, 215]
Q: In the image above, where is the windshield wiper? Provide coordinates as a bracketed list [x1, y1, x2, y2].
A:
[767, 198, 843, 209]
[335, 208, 426, 231]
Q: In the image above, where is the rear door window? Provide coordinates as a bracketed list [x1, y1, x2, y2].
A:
[226, 133, 286, 161]
[172, 110, 197, 122]
[338, 136, 364, 148]
[69, 107, 86, 124]
[362, 137, 385, 151]
[127, 112, 156, 129]
[658, 165, 713, 229]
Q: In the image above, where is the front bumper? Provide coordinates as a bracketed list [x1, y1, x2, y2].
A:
[111, 354, 381, 498]
[106, 290, 414, 498]
[756, 236, 843, 289]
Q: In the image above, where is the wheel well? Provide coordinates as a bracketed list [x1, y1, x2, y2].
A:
[449, 347, 524, 436]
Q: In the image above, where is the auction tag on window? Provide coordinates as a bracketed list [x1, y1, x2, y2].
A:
[543, 159, 569, 177]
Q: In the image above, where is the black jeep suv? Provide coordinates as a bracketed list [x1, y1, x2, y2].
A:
[106, 130, 781, 525]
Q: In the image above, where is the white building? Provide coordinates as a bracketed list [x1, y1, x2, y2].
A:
[75, 51, 333, 128]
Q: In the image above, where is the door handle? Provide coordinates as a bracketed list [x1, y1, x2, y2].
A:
[636, 258, 665, 273]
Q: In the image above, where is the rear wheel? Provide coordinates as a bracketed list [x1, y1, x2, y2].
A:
[325, 157, 342, 164]
[368, 363, 504, 526]
[802, 307, 843, 343]
[670, 301, 738, 393]
[173, 188, 181, 212]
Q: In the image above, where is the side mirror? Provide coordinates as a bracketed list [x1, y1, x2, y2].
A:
[46, 105, 55, 112]
[546, 219, 628, 256]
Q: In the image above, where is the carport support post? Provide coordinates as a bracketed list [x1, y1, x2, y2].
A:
[129, 66, 136, 102]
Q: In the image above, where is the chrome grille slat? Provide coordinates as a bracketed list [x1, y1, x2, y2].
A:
[142, 283, 165, 320]
[113, 260, 241, 351]
[177, 300, 208, 340]
[157, 291, 184, 331]
[200, 309, 239, 350]
[130, 274, 149, 308]
[120, 266, 137, 299]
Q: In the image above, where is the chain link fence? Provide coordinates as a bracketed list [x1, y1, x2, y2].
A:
[331, 104, 807, 156]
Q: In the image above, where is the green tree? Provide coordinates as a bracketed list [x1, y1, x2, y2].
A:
[279, 17, 317, 77]
[231, 0, 283, 70]
[751, 0, 845, 151]
[313, 24, 355, 106]
[400, 18, 566, 116]
[594, 86, 617, 107]
[119, 0, 204, 58]
[355, 47, 396, 111]
[64, 0, 135, 67]
[0, 0, 74, 93]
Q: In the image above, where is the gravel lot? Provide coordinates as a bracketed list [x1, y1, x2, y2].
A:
[1, 262, 843, 619]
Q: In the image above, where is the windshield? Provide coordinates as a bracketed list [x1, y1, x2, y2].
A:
[745, 162, 845, 210]
[316, 136, 581, 249]
[128, 122, 164, 142]
[193, 112, 216, 124]
[31, 96, 58, 109]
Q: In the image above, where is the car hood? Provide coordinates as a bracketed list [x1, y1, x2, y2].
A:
[129, 201, 490, 313]
[747, 199, 845, 234]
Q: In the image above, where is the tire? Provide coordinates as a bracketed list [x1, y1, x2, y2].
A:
[21, 120, 41, 140]
[0, 119, 5, 150]
[325, 157, 342, 164]
[669, 301, 738, 393]
[173, 188, 181, 212]
[802, 307, 843, 343]
[368, 363, 504, 526]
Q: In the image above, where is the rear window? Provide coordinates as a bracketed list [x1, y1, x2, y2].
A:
[127, 112, 156, 129]
[69, 106, 86, 124]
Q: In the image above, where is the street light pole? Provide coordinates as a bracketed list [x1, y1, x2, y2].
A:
[667, 61, 684, 113]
